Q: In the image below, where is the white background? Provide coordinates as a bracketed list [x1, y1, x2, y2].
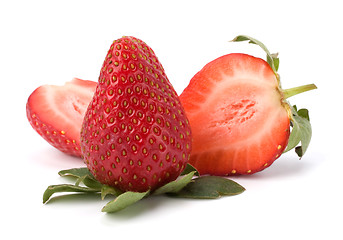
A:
[1, 0, 342, 239]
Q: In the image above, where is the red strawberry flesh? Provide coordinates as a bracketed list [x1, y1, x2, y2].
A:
[26, 78, 97, 156]
[180, 53, 290, 175]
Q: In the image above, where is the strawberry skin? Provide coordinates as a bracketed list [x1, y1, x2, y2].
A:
[180, 53, 290, 176]
[80, 36, 192, 192]
[26, 78, 97, 157]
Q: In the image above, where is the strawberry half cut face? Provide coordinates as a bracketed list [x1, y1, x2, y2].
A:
[26, 78, 97, 157]
[180, 53, 290, 175]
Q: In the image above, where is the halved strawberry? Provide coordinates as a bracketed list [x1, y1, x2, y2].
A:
[26, 78, 97, 157]
[180, 35, 316, 176]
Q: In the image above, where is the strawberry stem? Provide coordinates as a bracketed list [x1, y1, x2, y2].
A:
[283, 84, 317, 99]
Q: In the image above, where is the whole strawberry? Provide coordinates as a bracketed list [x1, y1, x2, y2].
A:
[80, 36, 192, 192]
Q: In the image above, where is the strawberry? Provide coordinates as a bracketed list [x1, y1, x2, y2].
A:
[180, 35, 316, 176]
[80, 36, 192, 192]
[26, 78, 97, 157]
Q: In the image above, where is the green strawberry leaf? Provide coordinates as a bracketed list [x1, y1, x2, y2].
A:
[102, 190, 150, 213]
[231, 35, 279, 76]
[153, 171, 196, 195]
[284, 105, 312, 157]
[297, 108, 310, 121]
[59, 167, 103, 189]
[58, 167, 91, 178]
[181, 163, 199, 176]
[168, 176, 245, 199]
[44, 167, 245, 213]
[270, 53, 280, 72]
[43, 184, 100, 204]
[43, 168, 120, 203]
[101, 185, 122, 200]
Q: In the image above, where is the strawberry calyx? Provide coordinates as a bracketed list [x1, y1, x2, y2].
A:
[43, 165, 245, 213]
[282, 84, 317, 157]
[232, 35, 317, 158]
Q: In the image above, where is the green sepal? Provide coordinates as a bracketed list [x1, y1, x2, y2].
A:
[153, 171, 196, 195]
[297, 108, 310, 121]
[270, 53, 280, 72]
[181, 163, 199, 176]
[101, 190, 150, 213]
[284, 105, 312, 157]
[101, 171, 197, 212]
[58, 167, 103, 190]
[101, 185, 122, 200]
[43, 166, 245, 213]
[58, 167, 91, 178]
[231, 35, 279, 76]
[168, 176, 245, 199]
[43, 184, 100, 204]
